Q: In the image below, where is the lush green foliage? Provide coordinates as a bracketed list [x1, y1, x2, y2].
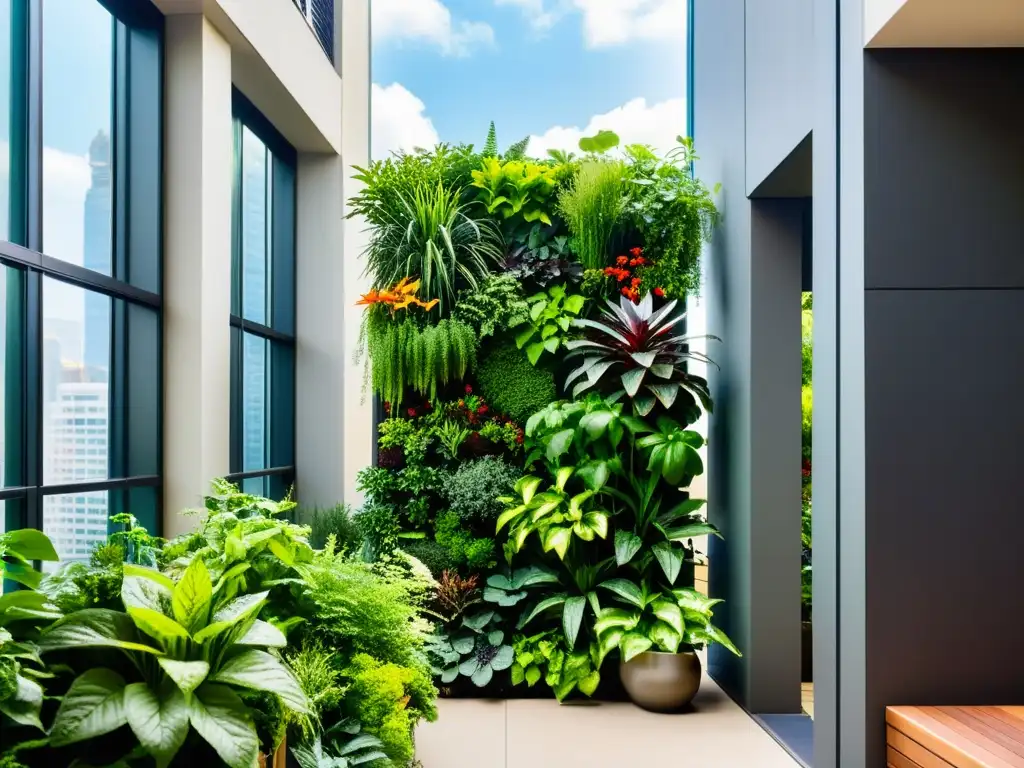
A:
[349, 129, 733, 706]
[446, 458, 521, 524]
[476, 342, 556, 424]
[0, 482, 438, 768]
[364, 309, 478, 408]
[556, 161, 625, 270]
[306, 504, 362, 553]
[452, 273, 530, 339]
[513, 284, 587, 366]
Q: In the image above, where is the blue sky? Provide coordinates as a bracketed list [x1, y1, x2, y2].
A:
[371, 0, 687, 159]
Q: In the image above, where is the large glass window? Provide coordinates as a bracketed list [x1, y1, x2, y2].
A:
[0, 0, 163, 567]
[229, 91, 296, 500]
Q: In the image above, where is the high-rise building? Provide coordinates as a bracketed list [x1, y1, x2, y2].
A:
[83, 130, 111, 383]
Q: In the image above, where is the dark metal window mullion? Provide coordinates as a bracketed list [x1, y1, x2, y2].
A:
[24, 0, 42, 533]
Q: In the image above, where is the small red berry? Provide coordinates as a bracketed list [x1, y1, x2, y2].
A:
[407, 407, 417, 417]
[465, 384, 473, 394]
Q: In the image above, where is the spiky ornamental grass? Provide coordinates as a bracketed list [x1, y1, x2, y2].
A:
[364, 181, 503, 318]
[565, 292, 718, 419]
[556, 160, 625, 270]
[364, 307, 477, 409]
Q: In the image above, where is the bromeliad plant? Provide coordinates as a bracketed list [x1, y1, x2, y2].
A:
[566, 292, 716, 420]
[37, 558, 308, 768]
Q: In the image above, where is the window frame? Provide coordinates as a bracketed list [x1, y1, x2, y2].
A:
[0, 0, 165, 550]
[227, 89, 297, 500]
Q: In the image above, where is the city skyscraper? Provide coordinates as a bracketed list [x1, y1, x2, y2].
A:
[83, 130, 111, 381]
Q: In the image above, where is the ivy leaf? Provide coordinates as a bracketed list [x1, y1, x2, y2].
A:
[614, 530, 643, 566]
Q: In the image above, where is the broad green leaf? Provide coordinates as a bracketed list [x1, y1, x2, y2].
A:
[124, 681, 189, 768]
[488, 630, 505, 646]
[210, 649, 308, 713]
[702, 623, 742, 657]
[462, 611, 495, 631]
[519, 594, 568, 628]
[440, 666, 459, 684]
[650, 621, 682, 654]
[598, 578, 644, 607]
[470, 664, 493, 687]
[546, 429, 575, 462]
[666, 522, 722, 542]
[646, 382, 680, 410]
[0, 590, 54, 616]
[621, 632, 654, 663]
[495, 505, 527, 534]
[158, 659, 210, 694]
[596, 628, 624, 664]
[39, 609, 162, 655]
[614, 530, 643, 566]
[515, 475, 543, 504]
[50, 669, 128, 747]
[526, 341, 546, 365]
[621, 368, 646, 397]
[633, 393, 657, 416]
[122, 572, 174, 615]
[188, 683, 259, 768]
[525, 664, 542, 687]
[660, 498, 708, 522]
[491, 645, 514, 672]
[2, 561, 41, 590]
[543, 527, 572, 559]
[564, 295, 586, 314]
[129, 607, 190, 645]
[578, 670, 601, 697]
[576, 460, 611, 491]
[172, 558, 212, 635]
[562, 596, 586, 649]
[673, 588, 724, 616]
[593, 608, 641, 635]
[123, 564, 176, 592]
[515, 325, 537, 350]
[237, 620, 288, 648]
[578, 130, 620, 153]
[266, 538, 295, 566]
[581, 512, 609, 540]
[554, 465, 575, 492]
[579, 410, 614, 439]
[212, 563, 251, 594]
[517, 567, 560, 588]
[0, 675, 44, 730]
[651, 599, 685, 635]
[543, 337, 560, 354]
[2, 529, 58, 562]
[652, 542, 684, 585]
[194, 591, 268, 643]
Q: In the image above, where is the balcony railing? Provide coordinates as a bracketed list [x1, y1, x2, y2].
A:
[293, 0, 335, 63]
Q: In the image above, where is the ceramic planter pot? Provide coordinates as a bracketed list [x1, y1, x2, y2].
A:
[620, 650, 702, 712]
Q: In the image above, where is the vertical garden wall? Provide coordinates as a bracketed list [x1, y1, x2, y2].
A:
[348, 124, 740, 701]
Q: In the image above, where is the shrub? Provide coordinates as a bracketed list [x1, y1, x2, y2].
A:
[354, 502, 401, 559]
[286, 637, 346, 740]
[447, 457, 521, 524]
[400, 539, 455, 578]
[453, 274, 530, 339]
[434, 511, 495, 571]
[340, 654, 436, 767]
[477, 342, 556, 423]
[307, 503, 361, 552]
[557, 160, 625, 270]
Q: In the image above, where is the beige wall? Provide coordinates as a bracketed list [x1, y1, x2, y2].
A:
[162, 3, 372, 531]
[865, 0, 1024, 47]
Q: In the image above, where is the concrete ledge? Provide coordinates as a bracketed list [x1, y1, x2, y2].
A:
[152, 0, 341, 153]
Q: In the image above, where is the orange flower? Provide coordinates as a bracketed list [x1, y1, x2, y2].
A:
[357, 277, 438, 312]
[630, 247, 643, 257]
[631, 277, 642, 287]
[616, 255, 629, 266]
[653, 287, 665, 298]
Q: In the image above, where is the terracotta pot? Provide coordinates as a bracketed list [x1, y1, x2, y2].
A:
[620, 650, 701, 712]
[258, 736, 287, 768]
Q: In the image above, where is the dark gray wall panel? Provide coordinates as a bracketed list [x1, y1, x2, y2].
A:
[865, 49, 1024, 290]
[863, 288, 1024, 758]
[745, 0, 814, 195]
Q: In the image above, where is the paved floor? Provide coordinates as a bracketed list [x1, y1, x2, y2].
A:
[803, 682, 814, 719]
[415, 678, 800, 768]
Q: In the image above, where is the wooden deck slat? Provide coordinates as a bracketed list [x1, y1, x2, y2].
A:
[889, 745, 944, 768]
[888, 707, 1024, 768]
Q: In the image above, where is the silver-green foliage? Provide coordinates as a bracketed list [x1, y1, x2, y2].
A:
[292, 719, 387, 768]
[425, 610, 513, 688]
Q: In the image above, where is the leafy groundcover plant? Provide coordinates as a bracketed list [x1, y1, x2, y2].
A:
[0, 481, 439, 768]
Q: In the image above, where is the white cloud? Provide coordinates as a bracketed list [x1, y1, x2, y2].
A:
[371, 83, 440, 160]
[496, 0, 684, 46]
[527, 96, 686, 158]
[373, 0, 494, 56]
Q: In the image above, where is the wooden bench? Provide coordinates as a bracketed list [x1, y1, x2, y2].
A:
[887, 706, 1024, 767]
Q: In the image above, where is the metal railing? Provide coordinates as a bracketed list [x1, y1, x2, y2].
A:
[293, 0, 335, 63]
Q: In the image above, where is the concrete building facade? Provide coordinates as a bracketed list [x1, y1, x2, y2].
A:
[693, 1, 1024, 766]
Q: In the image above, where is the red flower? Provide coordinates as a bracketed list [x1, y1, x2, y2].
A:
[635, 256, 646, 266]
[616, 271, 628, 282]
[477, 404, 489, 415]
[465, 384, 473, 394]
[616, 255, 629, 266]
[631, 277, 642, 288]
[407, 407, 417, 417]
[515, 433, 524, 444]
[384, 401, 391, 414]
[630, 247, 643, 257]
[653, 287, 665, 298]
